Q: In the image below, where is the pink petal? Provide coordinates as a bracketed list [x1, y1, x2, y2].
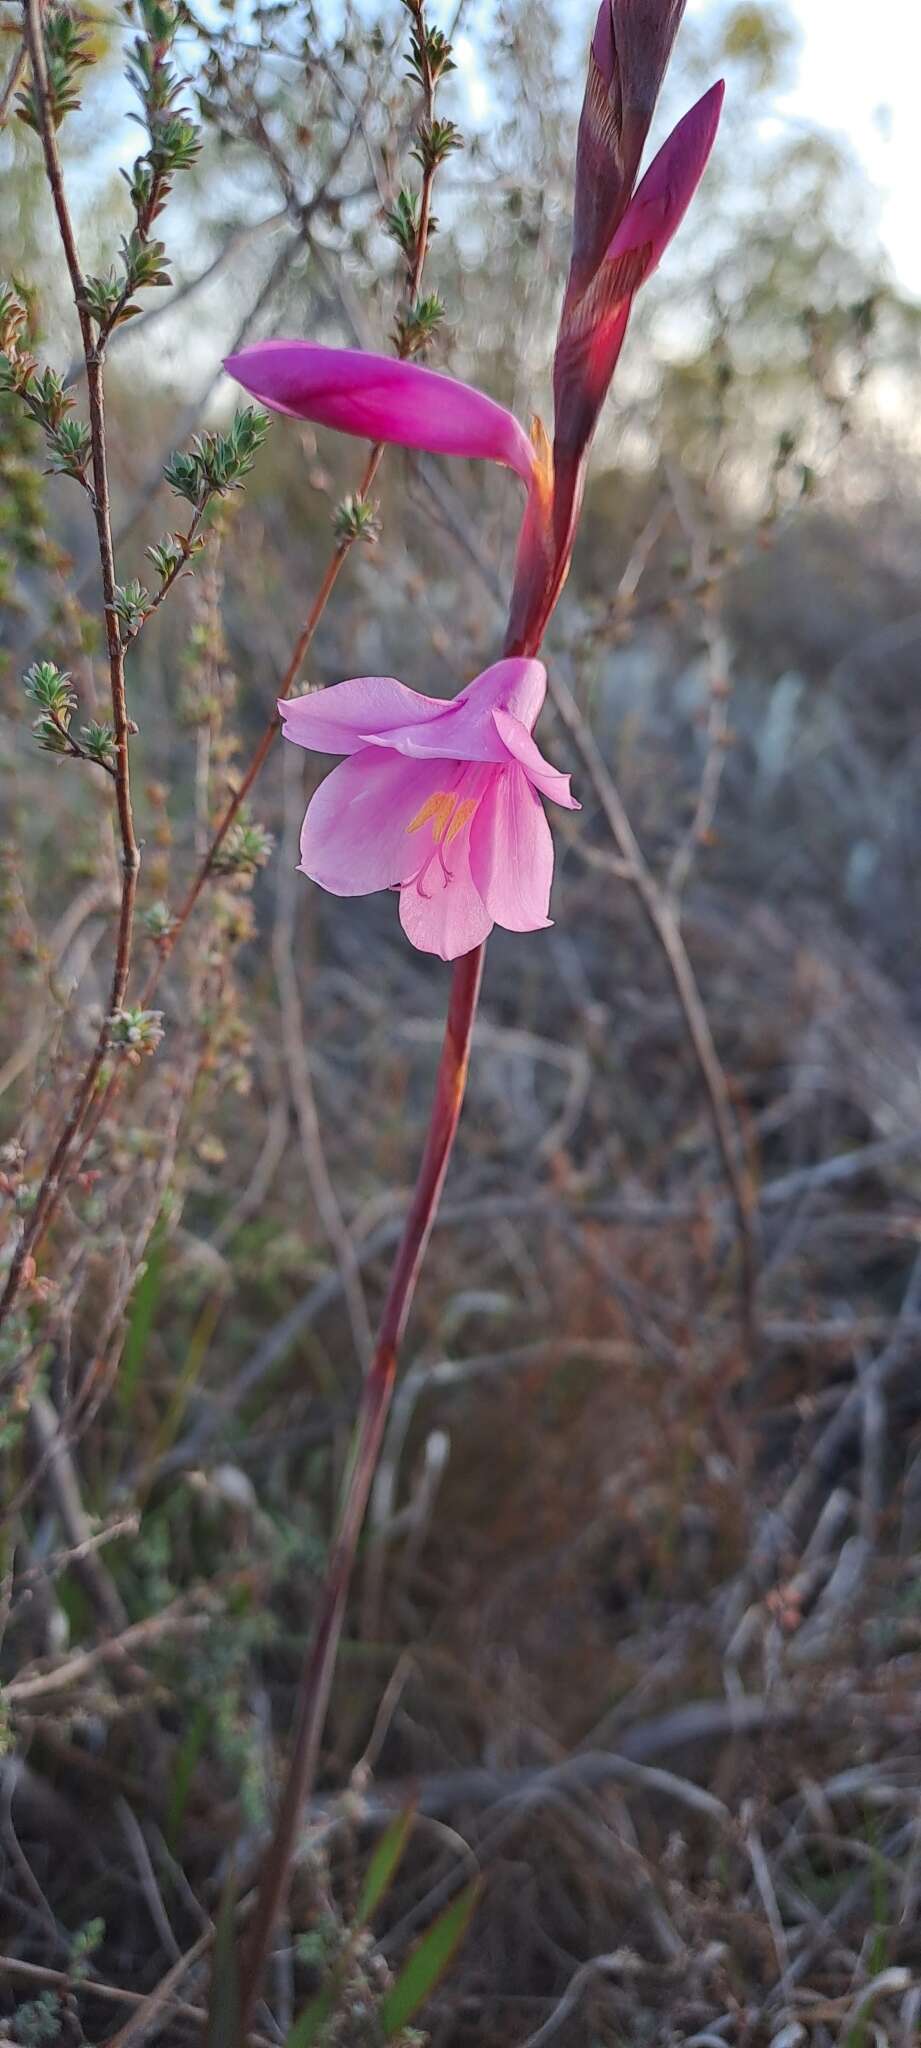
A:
[360, 659, 548, 764]
[469, 768, 555, 933]
[280, 675, 444, 757]
[298, 750, 449, 896]
[605, 80, 725, 279]
[398, 859, 494, 961]
[397, 785, 494, 960]
[224, 343, 536, 489]
[492, 708, 580, 810]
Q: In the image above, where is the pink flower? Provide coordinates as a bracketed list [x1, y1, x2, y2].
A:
[224, 341, 537, 491]
[279, 659, 579, 961]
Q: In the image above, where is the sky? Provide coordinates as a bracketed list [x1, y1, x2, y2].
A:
[778, 0, 921, 296]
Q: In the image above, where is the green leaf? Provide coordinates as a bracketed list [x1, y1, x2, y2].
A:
[165, 1701, 209, 1851]
[206, 1865, 240, 2047]
[284, 1982, 336, 2047]
[378, 1879, 481, 2037]
[357, 1807, 416, 1926]
[119, 1222, 166, 1415]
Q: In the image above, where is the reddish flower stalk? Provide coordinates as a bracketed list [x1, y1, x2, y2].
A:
[236, 943, 484, 2036]
[221, 6, 725, 2024]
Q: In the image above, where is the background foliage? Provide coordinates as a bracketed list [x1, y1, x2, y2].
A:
[2, 2, 921, 2042]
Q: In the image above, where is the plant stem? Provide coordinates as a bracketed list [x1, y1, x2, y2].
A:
[17, 0, 447, 1258]
[155, 445, 384, 971]
[58, 442, 387, 1183]
[153, 2, 444, 982]
[0, 0, 140, 1340]
[0, 33, 27, 129]
[235, 942, 484, 2037]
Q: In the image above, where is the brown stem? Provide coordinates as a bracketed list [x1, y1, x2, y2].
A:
[44, 14, 445, 1198]
[157, 448, 383, 969]
[0, 0, 140, 1340]
[235, 944, 484, 2037]
[1, 435, 386, 1286]
[148, 9, 441, 984]
[406, 36, 437, 304]
[0, 35, 28, 129]
[159, 18, 445, 980]
[135, 504, 208, 633]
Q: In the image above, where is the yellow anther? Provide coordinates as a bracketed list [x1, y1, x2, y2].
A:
[445, 798, 477, 844]
[407, 792, 455, 840]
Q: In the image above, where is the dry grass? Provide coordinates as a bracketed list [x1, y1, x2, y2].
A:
[3, 471, 921, 2042]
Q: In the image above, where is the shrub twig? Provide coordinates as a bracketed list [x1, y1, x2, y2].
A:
[0, 0, 140, 1338]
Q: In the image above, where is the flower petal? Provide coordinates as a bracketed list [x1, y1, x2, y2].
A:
[469, 767, 555, 933]
[398, 868, 493, 960]
[398, 795, 494, 960]
[280, 675, 445, 757]
[224, 343, 537, 489]
[298, 750, 449, 896]
[360, 659, 548, 763]
[492, 708, 580, 810]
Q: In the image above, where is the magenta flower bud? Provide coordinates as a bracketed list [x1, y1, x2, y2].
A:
[556, 79, 723, 453]
[610, 0, 689, 119]
[571, 0, 689, 298]
[224, 341, 537, 491]
[605, 77, 725, 281]
[547, 80, 724, 628]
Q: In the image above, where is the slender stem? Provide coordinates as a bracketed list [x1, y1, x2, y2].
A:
[235, 943, 484, 2037]
[133, 503, 208, 636]
[0, 32, 28, 130]
[155, 445, 383, 973]
[406, 27, 437, 305]
[0, 0, 140, 1339]
[154, 15, 445, 980]
[25, 0, 444, 1229]
[141, 3, 441, 992]
[229, 63, 524, 2004]
[61, 448, 387, 1179]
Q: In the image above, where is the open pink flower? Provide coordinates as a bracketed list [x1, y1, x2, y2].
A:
[280, 659, 579, 961]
